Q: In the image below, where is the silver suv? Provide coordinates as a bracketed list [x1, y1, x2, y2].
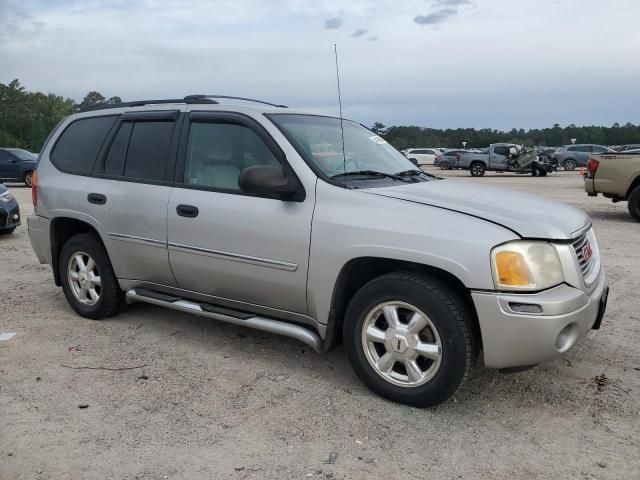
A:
[27, 96, 609, 407]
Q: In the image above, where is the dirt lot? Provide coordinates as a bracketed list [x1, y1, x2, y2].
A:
[1, 170, 639, 479]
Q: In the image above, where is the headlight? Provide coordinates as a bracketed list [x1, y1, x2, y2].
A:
[491, 241, 563, 291]
[0, 191, 14, 203]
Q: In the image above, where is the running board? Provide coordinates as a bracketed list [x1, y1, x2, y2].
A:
[125, 289, 322, 353]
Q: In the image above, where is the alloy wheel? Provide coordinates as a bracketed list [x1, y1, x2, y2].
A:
[361, 301, 442, 387]
[67, 251, 101, 306]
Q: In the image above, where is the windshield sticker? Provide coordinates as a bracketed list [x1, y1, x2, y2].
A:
[370, 135, 387, 145]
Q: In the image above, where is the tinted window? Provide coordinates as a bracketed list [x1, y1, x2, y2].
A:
[51, 116, 117, 174]
[411, 150, 426, 154]
[592, 146, 608, 153]
[0, 150, 10, 162]
[123, 121, 174, 181]
[104, 122, 133, 176]
[185, 122, 280, 191]
[493, 146, 508, 156]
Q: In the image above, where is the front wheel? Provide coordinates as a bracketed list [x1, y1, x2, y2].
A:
[563, 159, 577, 171]
[439, 161, 450, 170]
[628, 186, 640, 222]
[59, 233, 124, 319]
[0, 227, 16, 235]
[24, 171, 33, 187]
[343, 272, 476, 407]
[409, 158, 419, 166]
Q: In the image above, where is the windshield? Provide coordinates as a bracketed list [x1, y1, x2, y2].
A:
[269, 114, 418, 180]
[9, 149, 36, 161]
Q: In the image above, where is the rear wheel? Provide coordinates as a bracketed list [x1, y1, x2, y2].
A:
[439, 161, 450, 170]
[59, 233, 124, 319]
[563, 159, 577, 171]
[343, 272, 476, 407]
[628, 186, 640, 222]
[469, 162, 486, 177]
[409, 158, 418, 166]
[24, 171, 33, 187]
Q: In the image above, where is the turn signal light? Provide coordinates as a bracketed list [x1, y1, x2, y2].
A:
[494, 251, 531, 287]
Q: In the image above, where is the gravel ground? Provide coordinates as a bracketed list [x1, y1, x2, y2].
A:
[1, 170, 639, 479]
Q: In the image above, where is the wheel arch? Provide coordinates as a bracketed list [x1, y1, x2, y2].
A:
[322, 256, 481, 353]
[625, 174, 640, 199]
[50, 217, 105, 286]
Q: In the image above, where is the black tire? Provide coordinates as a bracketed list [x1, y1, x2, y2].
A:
[343, 272, 476, 408]
[563, 159, 577, 171]
[439, 161, 450, 170]
[628, 186, 640, 222]
[59, 233, 124, 319]
[23, 170, 34, 188]
[409, 158, 418, 166]
[469, 162, 486, 177]
[0, 227, 16, 235]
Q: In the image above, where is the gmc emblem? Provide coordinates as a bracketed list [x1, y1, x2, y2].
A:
[582, 242, 593, 263]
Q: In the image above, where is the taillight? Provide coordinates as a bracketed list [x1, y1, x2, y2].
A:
[31, 170, 38, 206]
[586, 158, 599, 178]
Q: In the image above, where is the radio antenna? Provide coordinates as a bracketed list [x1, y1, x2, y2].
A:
[334, 43, 347, 182]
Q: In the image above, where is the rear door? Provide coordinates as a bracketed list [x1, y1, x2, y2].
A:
[80, 109, 184, 286]
[167, 111, 314, 314]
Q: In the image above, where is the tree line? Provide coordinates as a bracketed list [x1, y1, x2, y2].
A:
[371, 122, 640, 150]
[1, 79, 639, 152]
[0, 79, 120, 151]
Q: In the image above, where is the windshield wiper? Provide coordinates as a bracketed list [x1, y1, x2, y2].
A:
[394, 169, 438, 180]
[330, 170, 412, 182]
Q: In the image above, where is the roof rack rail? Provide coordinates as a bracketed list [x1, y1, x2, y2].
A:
[184, 94, 288, 108]
[79, 97, 219, 113]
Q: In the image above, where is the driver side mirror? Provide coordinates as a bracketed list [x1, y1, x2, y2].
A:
[238, 165, 303, 201]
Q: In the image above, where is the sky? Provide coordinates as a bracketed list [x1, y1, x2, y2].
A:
[1, 0, 639, 130]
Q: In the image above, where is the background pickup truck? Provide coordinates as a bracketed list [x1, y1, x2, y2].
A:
[443, 144, 552, 177]
[585, 152, 640, 221]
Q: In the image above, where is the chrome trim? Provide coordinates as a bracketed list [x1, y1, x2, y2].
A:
[570, 223, 592, 240]
[125, 289, 322, 352]
[108, 232, 166, 247]
[168, 242, 298, 271]
[117, 279, 325, 335]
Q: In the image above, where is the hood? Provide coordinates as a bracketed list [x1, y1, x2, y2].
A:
[364, 179, 589, 240]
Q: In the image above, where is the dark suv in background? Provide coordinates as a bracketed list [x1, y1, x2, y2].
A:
[0, 148, 37, 187]
[553, 144, 613, 171]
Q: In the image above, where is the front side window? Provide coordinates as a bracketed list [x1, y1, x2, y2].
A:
[269, 114, 416, 178]
[493, 146, 508, 156]
[51, 116, 117, 174]
[184, 122, 280, 191]
[8, 149, 36, 161]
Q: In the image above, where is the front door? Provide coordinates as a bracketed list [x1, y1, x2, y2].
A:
[0, 150, 18, 180]
[167, 111, 314, 314]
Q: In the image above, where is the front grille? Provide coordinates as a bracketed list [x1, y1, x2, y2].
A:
[571, 229, 595, 278]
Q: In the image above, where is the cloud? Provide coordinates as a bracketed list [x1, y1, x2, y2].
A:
[351, 28, 368, 37]
[434, 0, 472, 5]
[324, 17, 342, 29]
[367, 35, 378, 42]
[414, 8, 458, 25]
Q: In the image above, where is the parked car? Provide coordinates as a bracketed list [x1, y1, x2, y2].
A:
[28, 95, 608, 407]
[553, 144, 614, 171]
[434, 149, 466, 169]
[404, 148, 442, 166]
[615, 144, 640, 152]
[0, 184, 20, 235]
[0, 148, 37, 187]
[585, 152, 640, 221]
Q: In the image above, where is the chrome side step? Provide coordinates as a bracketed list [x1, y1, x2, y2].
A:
[125, 289, 322, 353]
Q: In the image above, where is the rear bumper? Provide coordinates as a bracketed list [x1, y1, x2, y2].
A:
[27, 214, 51, 264]
[584, 178, 596, 194]
[472, 271, 607, 369]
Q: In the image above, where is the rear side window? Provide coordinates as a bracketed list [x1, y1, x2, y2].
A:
[102, 120, 175, 181]
[493, 146, 508, 156]
[51, 116, 117, 174]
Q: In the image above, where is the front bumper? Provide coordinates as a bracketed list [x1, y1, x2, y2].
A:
[0, 203, 20, 231]
[472, 271, 608, 369]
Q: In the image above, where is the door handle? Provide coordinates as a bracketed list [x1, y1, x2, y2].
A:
[87, 193, 107, 205]
[176, 204, 199, 218]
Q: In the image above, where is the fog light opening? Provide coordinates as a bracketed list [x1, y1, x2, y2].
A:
[555, 323, 578, 352]
[509, 302, 543, 314]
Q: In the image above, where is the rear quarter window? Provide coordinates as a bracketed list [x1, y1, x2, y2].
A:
[50, 116, 117, 174]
